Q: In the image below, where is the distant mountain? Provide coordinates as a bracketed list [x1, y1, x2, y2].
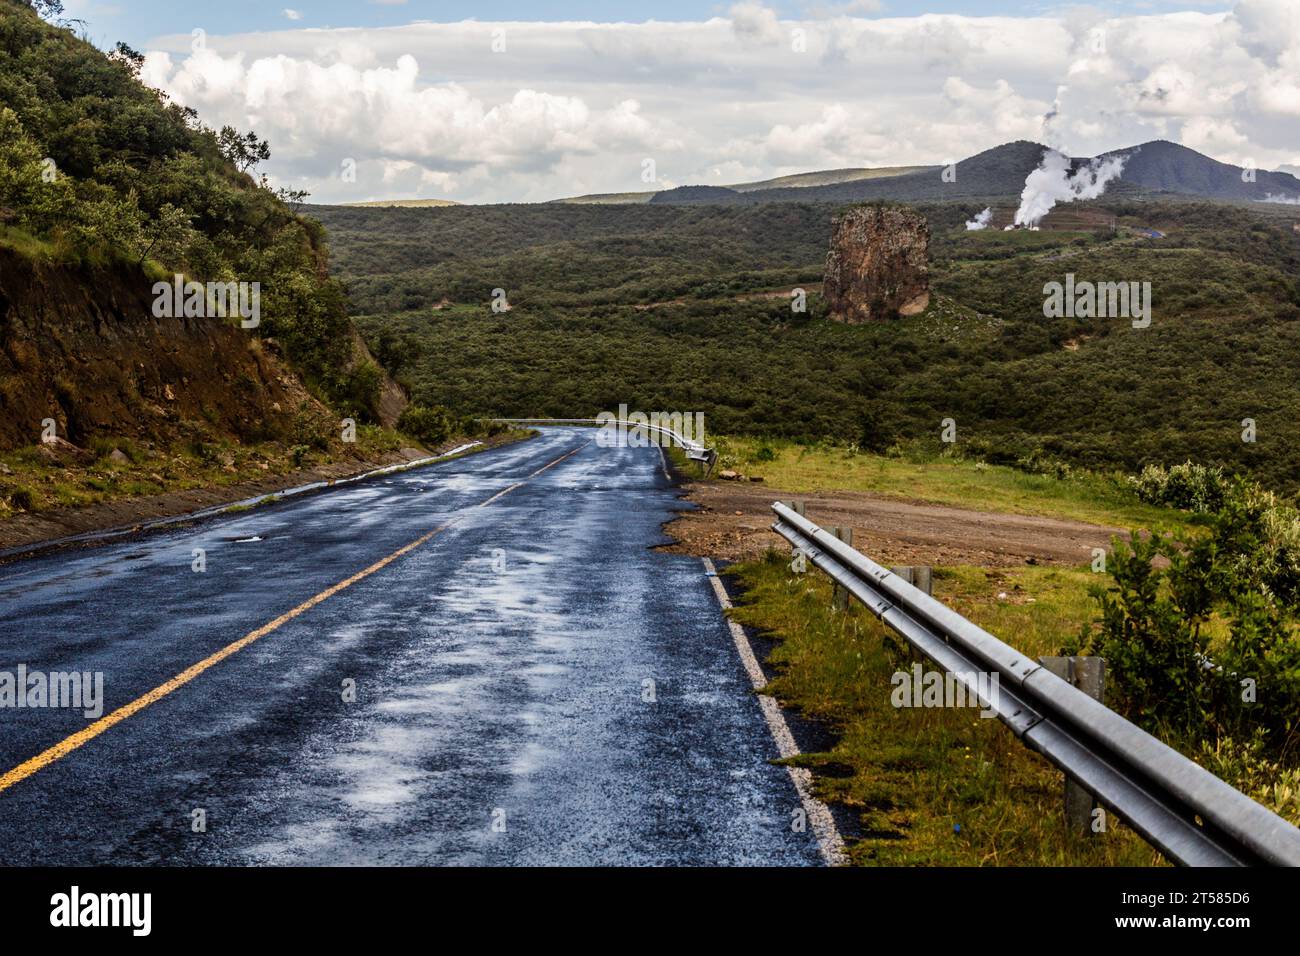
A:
[552, 191, 656, 205]
[1102, 140, 1300, 202]
[345, 198, 459, 208]
[732, 165, 931, 192]
[647, 184, 744, 204]
[554, 165, 930, 204]
[646, 140, 1300, 206]
[649, 141, 1050, 204]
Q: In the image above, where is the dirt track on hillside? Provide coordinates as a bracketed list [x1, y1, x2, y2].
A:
[661, 480, 1126, 568]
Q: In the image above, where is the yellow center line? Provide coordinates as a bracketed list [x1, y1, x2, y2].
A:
[0, 440, 588, 796]
[476, 441, 589, 507]
[526, 442, 588, 478]
[478, 483, 524, 507]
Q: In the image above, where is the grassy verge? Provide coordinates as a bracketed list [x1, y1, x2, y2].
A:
[727, 552, 1162, 866]
[703, 435, 1180, 530]
[0, 426, 528, 519]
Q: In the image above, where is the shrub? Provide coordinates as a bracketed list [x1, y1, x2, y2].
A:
[1127, 461, 1231, 513]
[397, 403, 454, 447]
[1016, 449, 1078, 481]
[4, 484, 37, 511]
[331, 360, 384, 422]
[1199, 732, 1300, 825]
[291, 408, 331, 451]
[1083, 491, 1300, 754]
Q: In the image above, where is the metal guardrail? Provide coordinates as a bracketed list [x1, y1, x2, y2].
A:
[770, 500, 1300, 867]
[489, 418, 718, 473]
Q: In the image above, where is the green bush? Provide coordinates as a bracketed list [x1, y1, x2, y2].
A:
[397, 403, 453, 447]
[1083, 483, 1300, 754]
[1198, 732, 1300, 824]
[329, 360, 384, 422]
[1127, 461, 1231, 513]
[3, 483, 36, 511]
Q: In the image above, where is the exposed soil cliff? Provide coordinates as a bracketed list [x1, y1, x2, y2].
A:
[0, 249, 331, 450]
[824, 205, 930, 322]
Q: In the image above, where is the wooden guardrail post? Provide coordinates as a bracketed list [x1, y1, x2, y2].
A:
[890, 566, 933, 595]
[892, 566, 932, 660]
[1039, 655, 1107, 836]
[829, 527, 853, 610]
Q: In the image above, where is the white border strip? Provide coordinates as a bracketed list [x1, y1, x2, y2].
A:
[702, 557, 848, 867]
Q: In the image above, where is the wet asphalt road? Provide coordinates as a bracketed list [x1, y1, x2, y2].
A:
[0, 428, 822, 865]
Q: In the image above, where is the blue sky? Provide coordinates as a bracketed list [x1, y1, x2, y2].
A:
[69, 1, 1234, 52]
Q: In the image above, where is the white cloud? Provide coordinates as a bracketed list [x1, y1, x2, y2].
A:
[730, 2, 784, 47]
[138, 7, 1300, 203]
[281, 9, 301, 21]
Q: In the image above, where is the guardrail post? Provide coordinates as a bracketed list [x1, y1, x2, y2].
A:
[1040, 655, 1106, 836]
[830, 527, 853, 610]
[889, 565, 933, 595]
[892, 566, 932, 660]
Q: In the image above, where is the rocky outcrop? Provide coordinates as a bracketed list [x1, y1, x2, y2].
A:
[824, 205, 930, 322]
[348, 328, 407, 427]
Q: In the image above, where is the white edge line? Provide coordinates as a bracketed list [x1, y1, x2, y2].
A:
[702, 556, 849, 867]
[0, 441, 487, 562]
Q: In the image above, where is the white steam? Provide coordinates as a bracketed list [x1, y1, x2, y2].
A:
[1011, 149, 1127, 229]
[965, 207, 993, 231]
[1261, 193, 1300, 205]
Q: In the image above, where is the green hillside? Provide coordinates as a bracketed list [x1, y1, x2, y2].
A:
[345, 198, 460, 208]
[312, 197, 1300, 492]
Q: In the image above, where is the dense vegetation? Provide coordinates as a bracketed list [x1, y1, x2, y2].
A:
[314, 196, 1300, 490]
[1079, 481, 1300, 758]
[0, 0, 378, 416]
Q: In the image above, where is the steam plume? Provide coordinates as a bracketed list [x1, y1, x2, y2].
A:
[965, 207, 993, 231]
[1011, 149, 1127, 229]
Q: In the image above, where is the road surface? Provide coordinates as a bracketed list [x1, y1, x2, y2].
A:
[0, 428, 822, 865]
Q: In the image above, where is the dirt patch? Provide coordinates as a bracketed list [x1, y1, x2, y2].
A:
[662, 480, 1123, 568]
[0, 431, 526, 556]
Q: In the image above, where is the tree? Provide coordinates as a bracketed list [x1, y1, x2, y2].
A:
[134, 202, 193, 266]
[0, 107, 75, 233]
[29, 1, 64, 19]
[274, 186, 310, 213]
[109, 41, 144, 78]
[216, 126, 270, 174]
